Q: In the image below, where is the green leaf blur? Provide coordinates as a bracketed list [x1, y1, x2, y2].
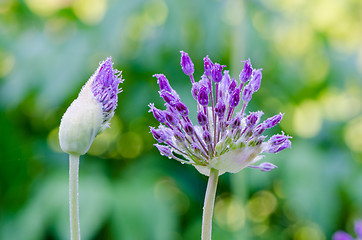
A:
[0, 0, 361, 239]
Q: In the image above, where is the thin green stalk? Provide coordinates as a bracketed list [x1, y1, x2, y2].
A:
[202, 168, 219, 240]
[69, 154, 81, 240]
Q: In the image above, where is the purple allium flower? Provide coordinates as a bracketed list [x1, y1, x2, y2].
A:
[180, 51, 194, 76]
[333, 231, 354, 240]
[355, 220, 362, 238]
[59, 57, 123, 155]
[332, 219, 362, 240]
[148, 52, 291, 175]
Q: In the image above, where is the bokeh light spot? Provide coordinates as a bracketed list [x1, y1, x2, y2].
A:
[214, 194, 245, 231]
[293, 100, 322, 138]
[117, 131, 143, 159]
[0, 51, 15, 78]
[246, 191, 277, 223]
[319, 86, 362, 122]
[274, 22, 314, 57]
[344, 116, 362, 153]
[223, 0, 244, 26]
[88, 116, 122, 156]
[47, 127, 62, 152]
[154, 177, 190, 214]
[304, 50, 329, 85]
[0, 0, 13, 14]
[143, 0, 168, 27]
[293, 223, 325, 240]
[72, 0, 107, 25]
[25, 0, 71, 16]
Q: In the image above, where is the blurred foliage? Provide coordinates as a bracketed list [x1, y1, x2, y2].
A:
[0, 0, 361, 239]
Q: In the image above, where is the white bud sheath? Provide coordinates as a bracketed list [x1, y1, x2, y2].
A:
[59, 77, 103, 156]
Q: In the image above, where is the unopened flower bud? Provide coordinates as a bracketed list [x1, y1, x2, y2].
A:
[203, 130, 212, 145]
[165, 111, 179, 126]
[246, 111, 263, 127]
[175, 101, 189, 117]
[197, 111, 208, 126]
[148, 103, 166, 123]
[59, 57, 122, 155]
[258, 162, 277, 172]
[211, 63, 225, 83]
[215, 98, 226, 119]
[154, 144, 172, 157]
[204, 55, 214, 76]
[250, 68, 262, 92]
[184, 122, 195, 135]
[198, 87, 209, 106]
[154, 74, 172, 92]
[150, 127, 172, 143]
[228, 78, 237, 94]
[191, 82, 200, 100]
[180, 51, 194, 76]
[242, 83, 253, 103]
[239, 59, 253, 83]
[263, 113, 284, 129]
[229, 88, 241, 108]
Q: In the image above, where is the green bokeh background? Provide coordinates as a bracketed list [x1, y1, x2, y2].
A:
[0, 0, 362, 239]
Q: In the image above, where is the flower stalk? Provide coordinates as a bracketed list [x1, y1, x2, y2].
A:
[201, 168, 219, 240]
[69, 154, 80, 240]
[59, 57, 123, 240]
[149, 51, 292, 239]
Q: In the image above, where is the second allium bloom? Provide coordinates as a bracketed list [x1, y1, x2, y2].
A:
[150, 52, 291, 176]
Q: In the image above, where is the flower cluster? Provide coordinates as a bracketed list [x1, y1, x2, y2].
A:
[59, 57, 123, 155]
[149, 51, 291, 176]
[333, 219, 362, 240]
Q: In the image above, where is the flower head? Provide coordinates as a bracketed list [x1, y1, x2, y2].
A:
[333, 219, 362, 240]
[149, 52, 291, 176]
[59, 57, 123, 155]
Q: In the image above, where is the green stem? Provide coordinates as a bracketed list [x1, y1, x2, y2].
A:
[69, 154, 81, 240]
[201, 168, 219, 240]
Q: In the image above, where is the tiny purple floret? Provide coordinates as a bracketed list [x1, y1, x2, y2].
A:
[148, 103, 166, 123]
[242, 83, 253, 103]
[154, 74, 172, 92]
[180, 51, 194, 76]
[204, 55, 214, 77]
[239, 59, 253, 83]
[229, 88, 241, 108]
[211, 63, 225, 83]
[263, 113, 284, 129]
[154, 144, 172, 157]
[250, 69, 262, 92]
[198, 87, 209, 106]
[258, 162, 278, 172]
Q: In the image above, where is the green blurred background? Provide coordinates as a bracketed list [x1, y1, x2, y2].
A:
[0, 0, 361, 239]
